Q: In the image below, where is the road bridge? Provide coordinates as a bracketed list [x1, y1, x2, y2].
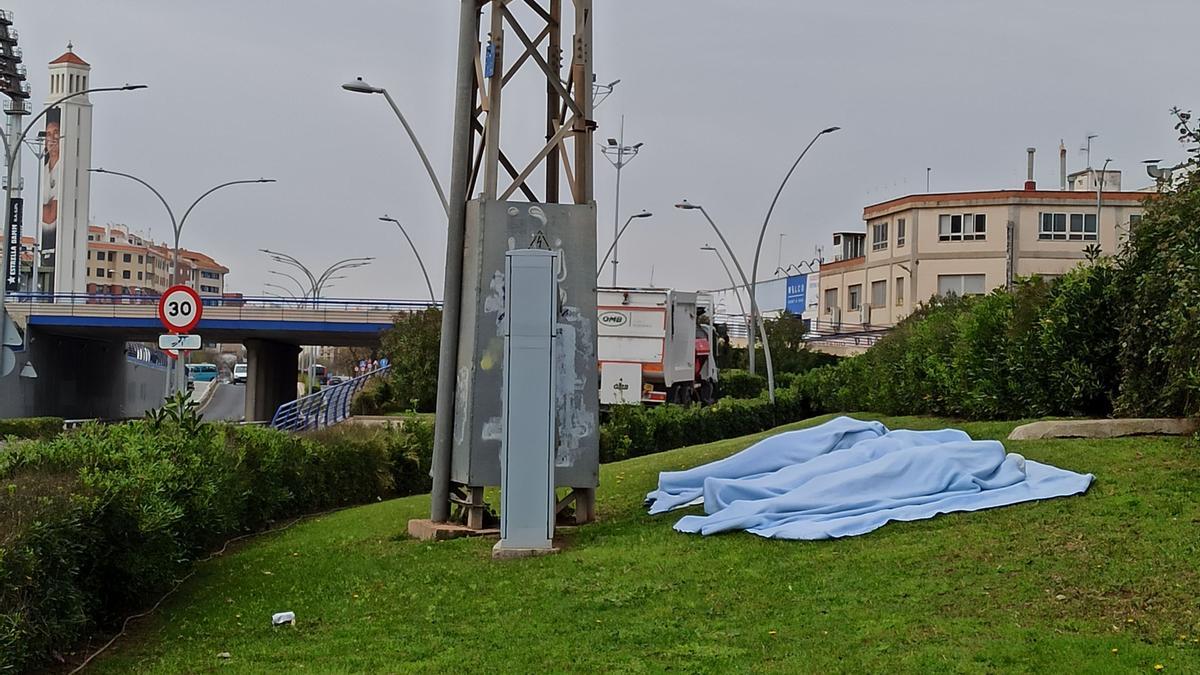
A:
[5, 293, 436, 421]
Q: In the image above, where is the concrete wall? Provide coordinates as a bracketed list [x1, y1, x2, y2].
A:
[0, 328, 166, 420]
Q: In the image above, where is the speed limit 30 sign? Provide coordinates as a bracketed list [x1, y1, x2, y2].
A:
[157, 285, 203, 333]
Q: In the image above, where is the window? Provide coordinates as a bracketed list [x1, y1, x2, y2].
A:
[848, 284, 862, 310]
[122, 270, 131, 280]
[137, 272, 143, 281]
[937, 274, 986, 297]
[123, 253, 132, 263]
[1038, 212, 1097, 241]
[823, 288, 838, 313]
[896, 218, 906, 247]
[201, 270, 220, 280]
[1129, 214, 1142, 227]
[109, 237, 115, 243]
[870, 280, 887, 307]
[895, 277, 905, 305]
[87, 251, 91, 259]
[138, 255, 143, 264]
[872, 222, 889, 251]
[95, 267, 104, 276]
[107, 270, 114, 278]
[938, 213, 986, 241]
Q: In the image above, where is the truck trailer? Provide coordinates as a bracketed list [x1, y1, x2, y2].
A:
[597, 287, 717, 405]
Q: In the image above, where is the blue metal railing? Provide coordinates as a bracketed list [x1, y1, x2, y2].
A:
[269, 365, 391, 432]
[6, 291, 440, 312]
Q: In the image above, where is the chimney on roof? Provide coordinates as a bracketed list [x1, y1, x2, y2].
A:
[1024, 147, 1036, 190]
[1059, 140, 1067, 191]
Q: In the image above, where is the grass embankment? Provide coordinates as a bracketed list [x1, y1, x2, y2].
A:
[91, 415, 1199, 673]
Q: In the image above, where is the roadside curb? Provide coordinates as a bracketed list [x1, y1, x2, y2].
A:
[194, 381, 220, 410]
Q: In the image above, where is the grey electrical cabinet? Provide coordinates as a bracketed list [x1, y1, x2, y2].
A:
[496, 249, 558, 551]
[452, 198, 599, 491]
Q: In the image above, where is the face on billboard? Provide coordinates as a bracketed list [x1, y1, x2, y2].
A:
[40, 108, 61, 264]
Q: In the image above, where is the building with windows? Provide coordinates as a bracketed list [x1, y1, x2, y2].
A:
[81, 223, 228, 297]
[818, 167, 1148, 331]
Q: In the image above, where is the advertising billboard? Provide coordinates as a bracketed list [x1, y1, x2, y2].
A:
[4, 197, 20, 292]
[785, 273, 808, 314]
[39, 107, 61, 269]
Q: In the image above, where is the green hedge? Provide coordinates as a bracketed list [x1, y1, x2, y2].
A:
[0, 417, 433, 673]
[600, 387, 812, 463]
[0, 417, 64, 441]
[792, 260, 1128, 421]
[718, 369, 766, 399]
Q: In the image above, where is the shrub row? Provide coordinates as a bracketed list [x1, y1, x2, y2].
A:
[0, 416, 433, 673]
[0, 417, 64, 441]
[600, 386, 812, 463]
[791, 259, 1130, 421]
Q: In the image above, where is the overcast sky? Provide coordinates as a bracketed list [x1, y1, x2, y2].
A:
[8, 0, 1197, 299]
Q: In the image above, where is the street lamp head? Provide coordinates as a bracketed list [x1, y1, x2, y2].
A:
[256, 178, 276, 184]
[379, 215, 399, 224]
[607, 79, 621, 88]
[700, 245, 718, 252]
[821, 126, 841, 135]
[633, 210, 652, 219]
[632, 142, 644, 149]
[87, 167, 106, 174]
[606, 138, 618, 146]
[675, 200, 700, 210]
[342, 77, 383, 95]
[120, 84, 149, 91]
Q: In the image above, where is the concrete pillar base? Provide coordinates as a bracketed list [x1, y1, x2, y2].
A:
[244, 338, 301, 422]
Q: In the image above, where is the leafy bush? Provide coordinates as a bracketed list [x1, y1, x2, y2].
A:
[719, 369, 766, 399]
[378, 308, 442, 413]
[0, 417, 64, 441]
[0, 415, 432, 673]
[599, 389, 814, 462]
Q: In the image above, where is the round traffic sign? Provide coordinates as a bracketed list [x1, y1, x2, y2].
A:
[158, 285, 203, 333]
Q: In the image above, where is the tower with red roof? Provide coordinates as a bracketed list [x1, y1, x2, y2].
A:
[40, 43, 93, 294]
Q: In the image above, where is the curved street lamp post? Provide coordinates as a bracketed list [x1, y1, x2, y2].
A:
[87, 168, 272, 395]
[0, 85, 146, 377]
[378, 215, 436, 304]
[747, 126, 839, 376]
[342, 77, 449, 217]
[596, 210, 652, 279]
[676, 200, 776, 403]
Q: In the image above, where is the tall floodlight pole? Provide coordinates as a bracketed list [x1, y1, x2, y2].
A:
[379, 215, 436, 303]
[700, 244, 748, 321]
[676, 200, 775, 403]
[596, 210, 651, 278]
[600, 117, 643, 286]
[746, 126, 838, 376]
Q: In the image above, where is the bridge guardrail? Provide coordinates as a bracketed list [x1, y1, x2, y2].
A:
[270, 365, 391, 433]
[6, 293, 441, 323]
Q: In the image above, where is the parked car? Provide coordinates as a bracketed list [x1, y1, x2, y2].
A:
[233, 363, 248, 384]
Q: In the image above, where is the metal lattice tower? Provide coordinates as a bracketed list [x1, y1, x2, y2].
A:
[425, 0, 598, 527]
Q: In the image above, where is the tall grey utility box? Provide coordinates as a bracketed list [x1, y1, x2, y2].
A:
[496, 249, 558, 552]
[452, 198, 599, 498]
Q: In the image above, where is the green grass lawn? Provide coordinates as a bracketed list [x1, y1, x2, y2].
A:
[90, 414, 1199, 673]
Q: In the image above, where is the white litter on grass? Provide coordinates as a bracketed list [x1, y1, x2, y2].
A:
[271, 611, 295, 626]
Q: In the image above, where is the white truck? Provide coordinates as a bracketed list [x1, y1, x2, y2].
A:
[597, 287, 717, 405]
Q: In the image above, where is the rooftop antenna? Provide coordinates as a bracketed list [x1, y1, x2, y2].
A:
[1080, 133, 1098, 169]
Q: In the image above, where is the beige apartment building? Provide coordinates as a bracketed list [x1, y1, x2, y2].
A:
[819, 169, 1148, 329]
[83, 224, 228, 297]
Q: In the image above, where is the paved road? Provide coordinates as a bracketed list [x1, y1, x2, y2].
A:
[199, 382, 246, 422]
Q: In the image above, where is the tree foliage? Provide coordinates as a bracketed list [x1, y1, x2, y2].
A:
[378, 308, 442, 413]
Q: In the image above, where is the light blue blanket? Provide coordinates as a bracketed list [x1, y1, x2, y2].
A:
[645, 416, 1093, 540]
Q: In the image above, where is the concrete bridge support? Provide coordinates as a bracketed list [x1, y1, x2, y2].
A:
[244, 338, 301, 422]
